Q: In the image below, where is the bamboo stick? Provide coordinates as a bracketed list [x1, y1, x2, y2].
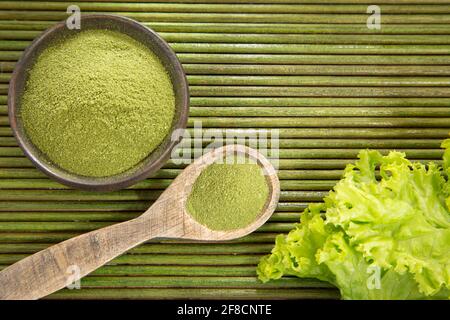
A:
[162, 33, 450, 45]
[183, 64, 450, 76]
[0, 178, 336, 190]
[0, 155, 444, 170]
[0, 74, 9, 83]
[0, 199, 310, 211]
[0, 127, 448, 139]
[260, 222, 296, 232]
[186, 128, 450, 138]
[0, 221, 295, 233]
[0, 147, 23, 156]
[1, 77, 10, 83]
[0, 51, 21, 60]
[0, 168, 344, 180]
[2, 2, 450, 14]
[178, 54, 450, 65]
[3, 115, 450, 128]
[0, 221, 110, 232]
[0, 211, 299, 223]
[9, 0, 450, 4]
[0, 168, 181, 179]
[5, 31, 450, 46]
[0, 189, 325, 201]
[189, 107, 450, 117]
[4, 74, 450, 89]
[281, 181, 335, 191]
[0, 83, 9, 94]
[0, 200, 152, 211]
[4, 62, 450, 76]
[0, 168, 44, 178]
[1, 21, 450, 35]
[0, 174, 403, 189]
[0, 40, 28, 50]
[0, 253, 265, 265]
[0, 189, 163, 201]
[46, 288, 339, 300]
[0, 177, 173, 190]
[0, 61, 14, 73]
[0, 212, 140, 222]
[0, 137, 444, 149]
[278, 202, 315, 211]
[1, 171, 443, 189]
[7, 102, 449, 116]
[189, 86, 450, 97]
[89, 265, 258, 277]
[0, 11, 449, 24]
[0, 243, 270, 254]
[0, 137, 15, 146]
[186, 117, 450, 128]
[0, 264, 259, 276]
[0, 263, 334, 291]
[187, 76, 450, 86]
[2, 252, 329, 268]
[0, 146, 444, 159]
[0, 232, 280, 244]
[0, 211, 299, 222]
[172, 43, 450, 54]
[189, 97, 450, 107]
[0, 31, 40, 40]
[0, 157, 30, 167]
[2, 52, 450, 64]
[279, 170, 343, 180]
[0, 231, 277, 244]
[0, 127, 12, 137]
[269, 212, 300, 221]
[120, 179, 173, 189]
[77, 276, 331, 289]
[158, 159, 443, 170]
[3, 40, 450, 54]
[0, 157, 442, 170]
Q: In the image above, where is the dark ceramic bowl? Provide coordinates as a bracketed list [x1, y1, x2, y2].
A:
[8, 14, 189, 191]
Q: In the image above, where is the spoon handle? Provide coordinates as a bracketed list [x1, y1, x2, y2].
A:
[0, 217, 155, 300]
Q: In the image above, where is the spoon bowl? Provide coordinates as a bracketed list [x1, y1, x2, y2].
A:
[0, 145, 279, 300]
[141, 144, 280, 241]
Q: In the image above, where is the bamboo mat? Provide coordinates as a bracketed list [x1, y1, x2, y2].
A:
[0, 0, 450, 300]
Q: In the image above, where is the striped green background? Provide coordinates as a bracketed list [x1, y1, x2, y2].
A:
[1, 0, 450, 299]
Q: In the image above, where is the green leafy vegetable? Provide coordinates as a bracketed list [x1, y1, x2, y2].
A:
[258, 139, 450, 300]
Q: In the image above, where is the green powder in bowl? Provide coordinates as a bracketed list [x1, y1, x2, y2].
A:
[20, 29, 175, 177]
[186, 159, 270, 231]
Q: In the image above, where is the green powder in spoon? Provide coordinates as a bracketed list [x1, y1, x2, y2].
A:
[187, 158, 270, 231]
[20, 29, 175, 177]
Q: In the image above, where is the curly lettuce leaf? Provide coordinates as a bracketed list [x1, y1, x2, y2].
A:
[257, 204, 335, 284]
[327, 151, 450, 296]
[442, 139, 450, 211]
[443, 139, 450, 174]
[258, 145, 450, 300]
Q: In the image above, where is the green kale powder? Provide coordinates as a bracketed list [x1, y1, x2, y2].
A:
[187, 160, 269, 231]
[20, 29, 175, 177]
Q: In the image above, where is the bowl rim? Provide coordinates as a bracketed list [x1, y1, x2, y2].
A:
[8, 14, 189, 191]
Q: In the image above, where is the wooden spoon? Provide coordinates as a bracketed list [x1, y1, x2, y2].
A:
[0, 145, 280, 300]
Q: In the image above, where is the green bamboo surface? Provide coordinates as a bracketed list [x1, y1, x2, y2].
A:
[0, 0, 450, 300]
